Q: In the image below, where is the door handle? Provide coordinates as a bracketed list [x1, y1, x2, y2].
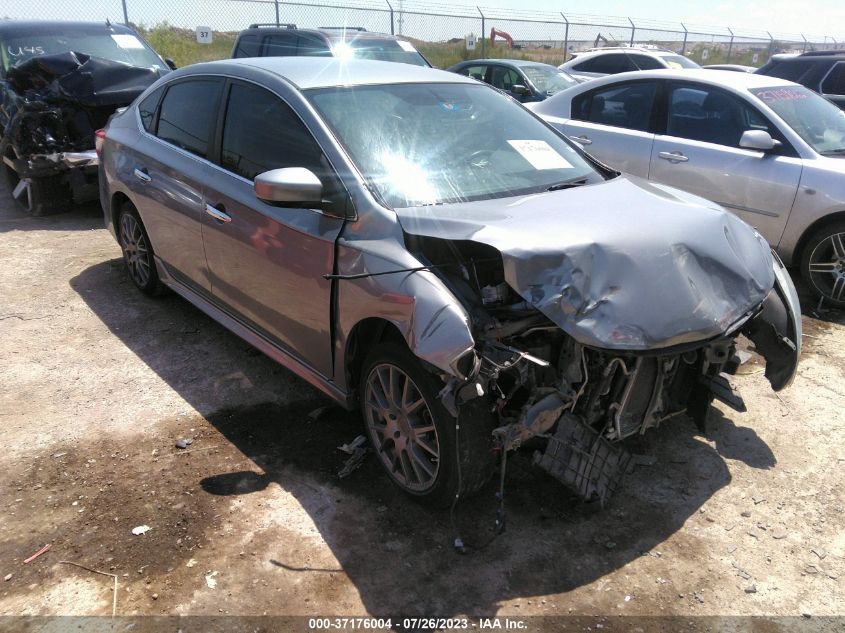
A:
[658, 151, 689, 163]
[205, 203, 232, 223]
[570, 135, 593, 145]
[133, 168, 151, 183]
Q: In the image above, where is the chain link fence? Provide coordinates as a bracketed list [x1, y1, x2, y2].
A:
[0, 0, 839, 69]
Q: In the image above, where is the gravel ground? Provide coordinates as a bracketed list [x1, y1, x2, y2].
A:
[0, 184, 843, 627]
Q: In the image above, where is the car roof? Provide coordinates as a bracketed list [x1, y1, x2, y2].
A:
[0, 20, 134, 37]
[571, 68, 796, 90]
[182, 57, 475, 90]
[571, 48, 680, 59]
[453, 58, 558, 69]
[239, 25, 403, 43]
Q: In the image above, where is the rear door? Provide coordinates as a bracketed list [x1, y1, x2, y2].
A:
[130, 77, 224, 292]
[200, 80, 347, 378]
[562, 80, 659, 178]
[649, 82, 802, 244]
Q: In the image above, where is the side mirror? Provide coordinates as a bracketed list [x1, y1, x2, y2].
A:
[511, 84, 532, 96]
[164, 58, 177, 70]
[254, 167, 323, 206]
[740, 129, 781, 152]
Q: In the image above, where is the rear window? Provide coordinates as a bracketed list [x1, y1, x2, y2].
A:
[572, 54, 637, 75]
[660, 54, 700, 69]
[337, 37, 429, 67]
[760, 59, 820, 83]
[232, 34, 260, 57]
[156, 80, 222, 159]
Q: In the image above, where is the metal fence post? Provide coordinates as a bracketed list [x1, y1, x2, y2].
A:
[628, 17, 635, 46]
[121, 0, 129, 24]
[766, 30, 775, 62]
[478, 6, 485, 58]
[801, 34, 808, 52]
[561, 13, 569, 61]
[681, 23, 688, 55]
[726, 27, 734, 63]
[274, 0, 280, 26]
[385, 0, 394, 35]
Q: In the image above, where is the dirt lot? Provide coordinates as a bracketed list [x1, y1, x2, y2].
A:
[1, 181, 844, 627]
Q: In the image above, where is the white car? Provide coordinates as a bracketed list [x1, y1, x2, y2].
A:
[559, 47, 700, 82]
[531, 69, 845, 307]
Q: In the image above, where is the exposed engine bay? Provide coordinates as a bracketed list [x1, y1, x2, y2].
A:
[407, 234, 799, 504]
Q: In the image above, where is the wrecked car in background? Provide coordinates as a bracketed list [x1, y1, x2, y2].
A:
[1, 21, 172, 215]
[99, 58, 802, 508]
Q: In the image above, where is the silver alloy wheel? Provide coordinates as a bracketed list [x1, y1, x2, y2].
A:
[363, 363, 440, 492]
[808, 231, 845, 303]
[120, 212, 151, 288]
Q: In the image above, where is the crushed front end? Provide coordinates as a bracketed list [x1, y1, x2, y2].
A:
[408, 232, 801, 505]
[2, 51, 161, 213]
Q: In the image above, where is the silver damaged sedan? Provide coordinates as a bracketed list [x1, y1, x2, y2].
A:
[100, 58, 801, 507]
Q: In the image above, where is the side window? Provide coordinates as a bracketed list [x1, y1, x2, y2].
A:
[457, 65, 487, 81]
[630, 55, 664, 70]
[156, 80, 222, 158]
[573, 82, 657, 132]
[666, 84, 775, 148]
[296, 35, 331, 57]
[822, 62, 845, 96]
[219, 82, 344, 211]
[263, 33, 297, 56]
[489, 66, 521, 91]
[576, 54, 636, 74]
[138, 86, 164, 133]
[233, 34, 260, 58]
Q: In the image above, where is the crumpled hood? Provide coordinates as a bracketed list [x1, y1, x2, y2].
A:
[395, 176, 775, 351]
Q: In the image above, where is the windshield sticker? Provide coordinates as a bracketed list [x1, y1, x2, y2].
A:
[7, 45, 45, 58]
[754, 87, 809, 102]
[397, 40, 417, 53]
[111, 34, 145, 49]
[508, 140, 573, 170]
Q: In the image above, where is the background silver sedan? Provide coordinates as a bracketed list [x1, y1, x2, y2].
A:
[530, 69, 845, 308]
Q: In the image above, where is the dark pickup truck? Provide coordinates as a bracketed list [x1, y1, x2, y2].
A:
[1, 21, 173, 215]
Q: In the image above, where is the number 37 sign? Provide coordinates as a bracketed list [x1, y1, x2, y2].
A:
[196, 27, 213, 44]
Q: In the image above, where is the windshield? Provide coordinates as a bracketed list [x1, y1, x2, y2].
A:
[752, 85, 845, 155]
[334, 37, 429, 67]
[308, 82, 598, 208]
[521, 65, 578, 95]
[1, 28, 163, 72]
[661, 54, 700, 69]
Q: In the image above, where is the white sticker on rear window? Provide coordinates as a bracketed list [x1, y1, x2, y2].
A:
[507, 140, 573, 170]
[111, 34, 145, 49]
[397, 40, 417, 53]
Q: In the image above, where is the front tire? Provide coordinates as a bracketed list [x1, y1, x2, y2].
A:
[360, 342, 495, 507]
[800, 220, 845, 308]
[117, 202, 164, 296]
[2, 141, 69, 216]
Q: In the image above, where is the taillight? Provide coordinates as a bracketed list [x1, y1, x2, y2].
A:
[95, 128, 107, 157]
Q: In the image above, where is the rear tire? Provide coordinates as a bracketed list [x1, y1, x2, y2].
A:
[117, 202, 164, 296]
[800, 220, 845, 308]
[360, 342, 495, 507]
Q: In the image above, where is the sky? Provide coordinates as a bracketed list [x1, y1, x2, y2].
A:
[490, 0, 845, 39]
[1, 0, 843, 41]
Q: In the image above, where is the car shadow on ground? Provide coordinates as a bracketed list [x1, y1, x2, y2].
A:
[0, 185, 102, 233]
[69, 257, 779, 615]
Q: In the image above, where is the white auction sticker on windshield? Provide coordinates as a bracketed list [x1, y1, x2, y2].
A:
[508, 140, 573, 170]
[397, 40, 417, 52]
[111, 34, 145, 49]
